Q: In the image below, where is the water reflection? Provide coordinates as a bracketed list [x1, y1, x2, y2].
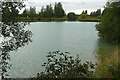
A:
[0, 22, 32, 78]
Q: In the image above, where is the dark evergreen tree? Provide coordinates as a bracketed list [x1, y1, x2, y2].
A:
[40, 2, 65, 18]
[54, 2, 65, 18]
[48, 4, 54, 18]
[85, 10, 88, 15]
[29, 6, 36, 19]
[22, 9, 29, 17]
[41, 6, 45, 17]
[93, 11, 97, 17]
[40, 4, 54, 18]
[96, 9, 101, 16]
[90, 9, 101, 17]
[82, 10, 85, 14]
[90, 12, 93, 16]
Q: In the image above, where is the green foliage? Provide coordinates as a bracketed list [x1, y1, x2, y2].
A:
[22, 6, 36, 19]
[80, 14, 87, 19]
[82, 10, 87, 15]
[1, 1, 32, 78]
[37, 51, 95, 78]
[95, 46, 118, 78]
[22, 9, 29, 17]
[96, 9, 101, 16]
[41, 4, 54, 18]
[90, 9, 101, 17]
[67, 12, 76, 21]
[40, 2, 65, 18]
[84, 10, 87, 15]
[95, 61, 118, 78]
[19, 4, 101, 22]
[29, 7, 36, 19]
[54, 2, 66, 18]
[80, 10, 88, 19]
[2, 1, 25, 22]
[96, 2, 120, 44]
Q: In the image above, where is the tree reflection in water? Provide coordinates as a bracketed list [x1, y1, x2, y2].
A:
[0, 1, 32, 78]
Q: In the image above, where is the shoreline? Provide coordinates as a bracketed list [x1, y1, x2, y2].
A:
[16, 16, 101, 22]
[16, 19, 100, 22]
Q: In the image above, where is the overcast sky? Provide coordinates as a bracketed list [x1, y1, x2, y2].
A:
[24, 0, 108, 14]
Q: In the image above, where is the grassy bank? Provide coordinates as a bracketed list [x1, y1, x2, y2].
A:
[16, 16, 100, 22]
[78, 16, 101, 22]
[16, 17, 67, 22]
[94, 47, 119, 78]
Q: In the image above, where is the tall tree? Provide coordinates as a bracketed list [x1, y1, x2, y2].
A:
[90, 12, 93, 16]
[90, 9, 101, 17]
[54, 2, 65, 18]
[40, 4, 54, 18]
[82, 10, 85, 14]
[41, 6, 45, 17]
[45, 4, 54, 18]
[96, 2, 120, 44]
[22, 8, 29, 17]
[29, 6, 36, 19]
[84, 10, 88, 15]
[96, 9, 101, 16]
[47, 4, 54, 18]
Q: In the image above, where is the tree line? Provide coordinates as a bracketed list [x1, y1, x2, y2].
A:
[90, 9, 101, 17]
[21, 2, 102, 21]
[22, 2, 66, 18]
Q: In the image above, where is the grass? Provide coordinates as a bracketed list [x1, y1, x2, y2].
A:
[16, 17, 67, 22]
[16, 16, 101, 22]
[94, 47, 119, 78]
[78, 16, 101, 22]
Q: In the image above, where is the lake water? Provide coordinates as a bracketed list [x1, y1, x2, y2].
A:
[9, 22, 102, 78]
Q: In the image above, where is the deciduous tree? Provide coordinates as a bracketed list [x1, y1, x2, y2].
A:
[96, 2, 120, 44]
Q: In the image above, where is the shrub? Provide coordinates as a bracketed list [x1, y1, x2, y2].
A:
[36, 51, 95, 78]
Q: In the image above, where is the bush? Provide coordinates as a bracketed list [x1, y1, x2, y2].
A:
[67, 12, 76, 21]
[96, 2, 120, 44]
[36, 51, 95, 78]
[80, 14, 87, 19]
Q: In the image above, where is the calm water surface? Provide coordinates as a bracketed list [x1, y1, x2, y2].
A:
[9, 22, 99, 78]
